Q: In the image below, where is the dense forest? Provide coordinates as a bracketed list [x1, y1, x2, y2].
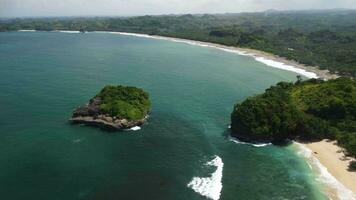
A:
[97, 85, 151, 120]
[1, 9, 356, 76]
[231, 77, 356, 164]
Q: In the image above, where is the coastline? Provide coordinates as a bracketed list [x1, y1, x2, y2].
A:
[17, 29, 339, 80]
[17, 29, 350, 199]
[295, 141, 356, 200]
[101, 31, 338, 80]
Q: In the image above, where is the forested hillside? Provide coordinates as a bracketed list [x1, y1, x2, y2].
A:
[231, 77, 356, 160]
[1, 9, 356, 75]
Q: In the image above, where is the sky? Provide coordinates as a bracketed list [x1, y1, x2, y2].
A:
[1, 0, 356, 18]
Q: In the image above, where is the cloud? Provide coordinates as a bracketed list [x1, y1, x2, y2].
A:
[1, 0, 355, 17]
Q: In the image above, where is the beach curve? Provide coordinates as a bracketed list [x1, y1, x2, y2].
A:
[295, 141, 356, 200]
[18, 29, 338, 80]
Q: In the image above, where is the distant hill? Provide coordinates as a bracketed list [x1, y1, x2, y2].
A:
[1, 10, 356, 76]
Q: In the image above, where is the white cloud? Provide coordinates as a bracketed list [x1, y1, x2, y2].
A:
[0, 0, 355, 17]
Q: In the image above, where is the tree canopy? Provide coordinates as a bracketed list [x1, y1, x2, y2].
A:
[97, 85, 151, 120]
[231, 77, 356, 157]
[1, 10, 356, 75]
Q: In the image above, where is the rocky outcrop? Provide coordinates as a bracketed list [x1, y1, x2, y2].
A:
[69, 96, 148, 130]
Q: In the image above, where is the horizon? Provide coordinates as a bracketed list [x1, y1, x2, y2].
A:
[1, 0, 356, 18]
[1, 8, 356, 19]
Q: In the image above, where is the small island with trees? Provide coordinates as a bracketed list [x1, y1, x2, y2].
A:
[231, 77, 356, 166]
[70, 85, 151, 130]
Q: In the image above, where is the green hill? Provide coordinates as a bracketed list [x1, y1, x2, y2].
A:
[231, 77, 356, 158]
[71, 85, 151, 130]
[97, 85, 151, 120]
[2, 10, 356, 76]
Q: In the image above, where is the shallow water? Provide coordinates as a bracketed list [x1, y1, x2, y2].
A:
[0, 31, 327, 200]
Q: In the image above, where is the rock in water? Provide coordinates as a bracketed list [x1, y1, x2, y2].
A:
[70, 85, 151, 131]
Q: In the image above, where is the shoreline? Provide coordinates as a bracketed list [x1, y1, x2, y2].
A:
[17, 29, 339, 80]
[295, 141, 356, 200]
[17, 29, 349, 199]
[100, 31, 337, 80]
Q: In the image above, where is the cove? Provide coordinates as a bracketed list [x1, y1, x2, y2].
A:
[0, 31, 327, 200]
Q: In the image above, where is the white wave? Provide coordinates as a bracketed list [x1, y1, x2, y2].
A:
[129, 126, 141, 131]
[187, 155, 224, 200]
[254, 57, 318, 79]
[18, 30, 36, 32]
[229, 137, 271, 148]
[294, 142, 356, 200]
[52, 30, 80, 33]
[18, 30, 80, 33]
[95, 31, 318, 79]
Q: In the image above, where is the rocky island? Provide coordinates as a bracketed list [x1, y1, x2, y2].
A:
[70, 85, 151, 130]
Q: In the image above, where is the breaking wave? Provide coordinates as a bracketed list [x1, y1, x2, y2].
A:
[52, 30, 80, 33]
[229, 137, 271, 148]
[187, 155, 224, 200]
[18, 30, 36, 32]
[129, 126, 141, 131]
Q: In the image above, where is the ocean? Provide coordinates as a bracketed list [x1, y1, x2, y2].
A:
[0, 31, 327, 200]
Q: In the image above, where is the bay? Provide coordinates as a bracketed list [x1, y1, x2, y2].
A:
[0, 31, 326, 200]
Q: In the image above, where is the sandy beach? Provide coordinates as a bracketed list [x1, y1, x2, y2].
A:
[234, 47, 339, 80]
[297, 140, 356, 200]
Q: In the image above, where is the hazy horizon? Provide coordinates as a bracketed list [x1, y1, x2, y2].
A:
[1, 0, 356, 18]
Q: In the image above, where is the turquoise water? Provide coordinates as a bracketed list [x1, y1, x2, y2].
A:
[0, 31, 327, 200]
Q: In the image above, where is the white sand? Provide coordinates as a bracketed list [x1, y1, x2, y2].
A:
[296, 140, 356, 200]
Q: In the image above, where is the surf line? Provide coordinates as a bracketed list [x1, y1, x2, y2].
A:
[187, 155, 224, 200]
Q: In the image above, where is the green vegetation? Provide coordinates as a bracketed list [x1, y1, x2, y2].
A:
[97, 85, 151, 120]
[231, 77, 356, 157]
[349, 161, 356, 171]
[1, 10, 356, 75]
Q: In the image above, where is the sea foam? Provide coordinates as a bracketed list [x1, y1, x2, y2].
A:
[18, 30, 36, 32]
[229, 137, 271, 148]
[129, 126, 141, 131]
[187, 155, 224, 200]
[52, 30, 80, 33]
[18, 30, 80, 33]
[294, 142, 356, 200]
[254, 57, 318, 79]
